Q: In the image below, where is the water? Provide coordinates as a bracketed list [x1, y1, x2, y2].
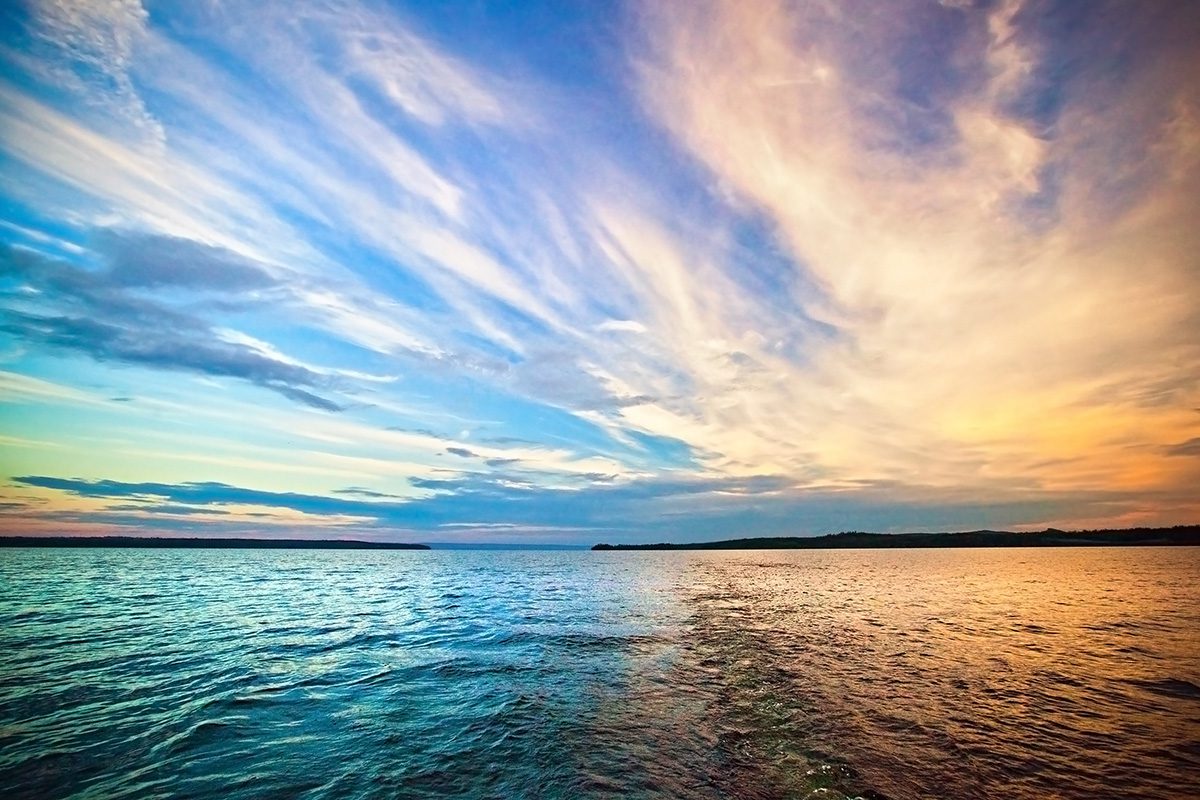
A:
[1, 547, 1197, 799]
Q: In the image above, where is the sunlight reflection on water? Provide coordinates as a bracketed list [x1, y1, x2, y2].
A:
[1, 546, 1197, 799]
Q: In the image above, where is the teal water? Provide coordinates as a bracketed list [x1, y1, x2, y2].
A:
[1, 547, 1198, 799]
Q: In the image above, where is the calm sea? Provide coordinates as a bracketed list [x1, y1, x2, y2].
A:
[1, 547, 1197, 799]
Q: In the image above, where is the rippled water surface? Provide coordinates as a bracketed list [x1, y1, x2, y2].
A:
[1, 547, 1197, 799]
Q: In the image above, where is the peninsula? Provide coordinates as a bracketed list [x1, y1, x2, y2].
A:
[0, 536, 430, 550]
[591, 526, 1200, 550]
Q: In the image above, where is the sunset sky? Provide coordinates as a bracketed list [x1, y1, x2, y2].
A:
[1, 0, 1197, 543]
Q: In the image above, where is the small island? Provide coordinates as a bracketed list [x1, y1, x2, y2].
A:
[0, 536, 430, 550]
[591, 526, 1200, 550]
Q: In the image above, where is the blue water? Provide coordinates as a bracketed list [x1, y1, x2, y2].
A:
[1, 547, 1198, 799]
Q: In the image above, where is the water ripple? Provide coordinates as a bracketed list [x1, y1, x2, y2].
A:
[1, 547, 1197, 799]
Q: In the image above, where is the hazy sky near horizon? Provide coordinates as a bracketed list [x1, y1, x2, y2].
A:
[1, 0, 1198, 543]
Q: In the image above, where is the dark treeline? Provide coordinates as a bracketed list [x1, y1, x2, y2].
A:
[592, 526, 1200, 551]
[0, 536, 430, 550]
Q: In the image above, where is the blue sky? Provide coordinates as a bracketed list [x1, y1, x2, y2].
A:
[1, 0, 1198, 543]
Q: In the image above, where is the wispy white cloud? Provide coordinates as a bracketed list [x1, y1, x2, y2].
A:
[0, 370, 105, 406]
[11, 0, 164, 146]
[604, 0, 1200, 498]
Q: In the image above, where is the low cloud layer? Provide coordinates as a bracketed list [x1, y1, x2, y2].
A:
[11, 472, 1160, 544]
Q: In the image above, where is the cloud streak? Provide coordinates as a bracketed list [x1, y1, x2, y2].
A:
[1, 242, 342, 410]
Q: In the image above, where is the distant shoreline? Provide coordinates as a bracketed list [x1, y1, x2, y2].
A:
[591, 526, 1200, 551]
[0, 536, 430, 550]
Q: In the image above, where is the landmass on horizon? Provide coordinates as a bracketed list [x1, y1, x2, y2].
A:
[0, 536, 429, 550]
[592, 526, 1200, 550]
[3, 527, 1197, 550]
[1, 0, 1198, 547]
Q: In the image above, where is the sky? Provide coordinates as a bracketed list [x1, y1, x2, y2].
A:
[0, 0, 1197, 544]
